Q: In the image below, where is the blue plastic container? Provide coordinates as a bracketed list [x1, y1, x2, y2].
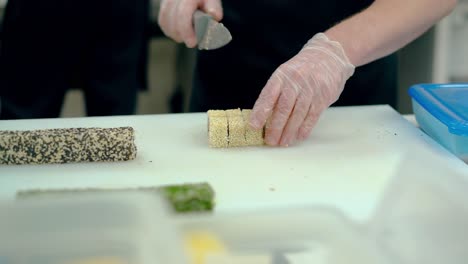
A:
[409, 83, 468, 162]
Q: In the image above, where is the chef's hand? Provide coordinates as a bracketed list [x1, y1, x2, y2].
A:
[250, 33, 355, 147]
[158, 0, 223, 48]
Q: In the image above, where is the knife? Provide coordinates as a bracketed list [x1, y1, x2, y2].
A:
[193, 10, 232, 50]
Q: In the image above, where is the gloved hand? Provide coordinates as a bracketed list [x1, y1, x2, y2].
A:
[250, 33, 355, 147]
[158, 0, 223, 48]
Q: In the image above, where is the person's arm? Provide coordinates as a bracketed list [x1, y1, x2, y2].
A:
[326, 0, 457, 66]
[250, 0, 457, 147]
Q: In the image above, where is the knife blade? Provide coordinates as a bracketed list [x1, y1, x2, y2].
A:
[193, 10, 232, 50]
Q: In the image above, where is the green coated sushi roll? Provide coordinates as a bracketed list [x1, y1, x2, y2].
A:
[16, 182, 215, 213]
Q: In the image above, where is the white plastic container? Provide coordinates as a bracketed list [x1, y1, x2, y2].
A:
[1, 153, 467, 264]
[177, 151, 468, 264]
[177, 208, 388, 264]
[0, 192, 188, 264]
[0, 192, 391, 264]
[0, 194, 389, 264]
[369, 150, 468, 264]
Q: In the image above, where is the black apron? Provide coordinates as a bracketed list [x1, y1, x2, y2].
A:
[0, 0, 149, 119]
[190, 0, 398, 112]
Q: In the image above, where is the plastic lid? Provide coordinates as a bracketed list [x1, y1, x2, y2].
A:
[409, 83, 468, 136]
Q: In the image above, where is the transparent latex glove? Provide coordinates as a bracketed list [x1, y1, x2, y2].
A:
[250, 33, 355, 147]
[158, 0, 223, 48]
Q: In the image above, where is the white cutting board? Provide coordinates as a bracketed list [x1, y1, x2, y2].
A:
[0, 105, 466, 222]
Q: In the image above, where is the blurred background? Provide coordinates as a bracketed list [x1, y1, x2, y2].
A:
[0, 0, 466, 117]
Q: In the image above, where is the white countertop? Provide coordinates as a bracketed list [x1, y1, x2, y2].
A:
[0, 105, 466, 223]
